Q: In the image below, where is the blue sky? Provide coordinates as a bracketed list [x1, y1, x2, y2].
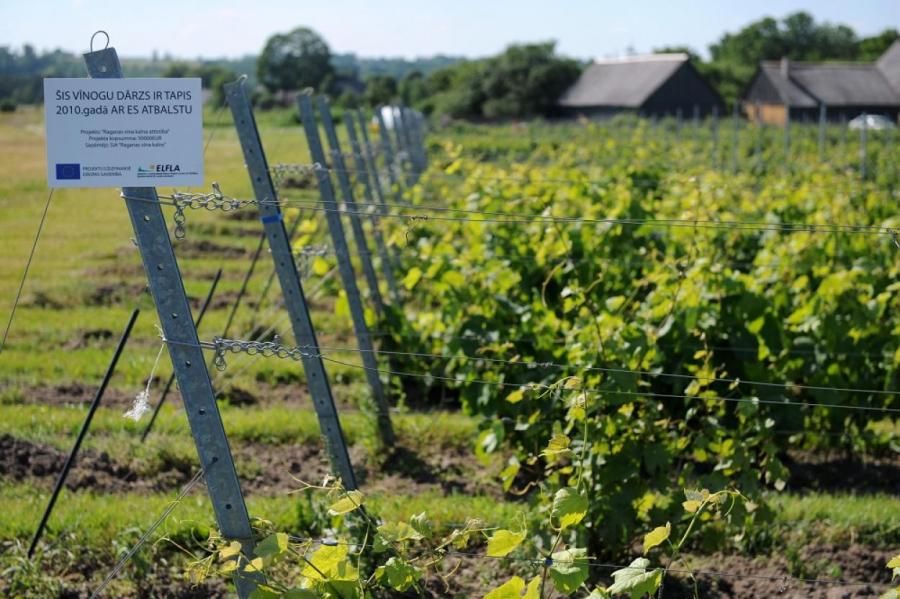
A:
[2, 0, 898, 60]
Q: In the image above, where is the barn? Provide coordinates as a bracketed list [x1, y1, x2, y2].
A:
[743, 41, 900, 125]
[558, 53, 725, 119]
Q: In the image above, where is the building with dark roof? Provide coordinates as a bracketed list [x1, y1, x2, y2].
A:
[558, 53, 724, 118]
[743, 41, 900, 125]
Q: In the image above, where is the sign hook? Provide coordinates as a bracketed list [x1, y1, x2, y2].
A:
[90, 30, 110, 53]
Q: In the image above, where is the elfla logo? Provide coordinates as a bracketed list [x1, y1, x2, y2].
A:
[55, 163, 80, 180]
[138, 164, 182, 173]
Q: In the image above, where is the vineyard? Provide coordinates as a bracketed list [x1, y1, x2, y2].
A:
[0, 92, 898, 599]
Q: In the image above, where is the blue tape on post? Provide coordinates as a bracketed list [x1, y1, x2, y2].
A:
[260, 213, 283, 224]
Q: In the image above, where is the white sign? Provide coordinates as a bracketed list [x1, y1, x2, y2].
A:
[44, 78, 203, 188]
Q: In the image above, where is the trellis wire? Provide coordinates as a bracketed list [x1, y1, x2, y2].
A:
[290, 343, 900, 398]
[159, 336, 900, 416]
[1, 189, 53, 354]
[315, 353, 900, 415]
[89, 468, 205, 599]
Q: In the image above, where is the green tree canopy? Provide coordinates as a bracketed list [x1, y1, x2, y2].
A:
[422, 42, 580, 119]
[363, 74, 398, 107]
[257, 27, 333, 93]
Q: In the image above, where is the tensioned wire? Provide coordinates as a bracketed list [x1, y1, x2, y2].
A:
[120, 188, 899, 237]
[368, 330, 897, 361]
[282, 343, 900, 398]
[0, 189, 54, 355]
[314, 353, 900, 415]
[88, 468, 206, 598]
[264, 197, 899, 237]
[160, 337, 900, 415]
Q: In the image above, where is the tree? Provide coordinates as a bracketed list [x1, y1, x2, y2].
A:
[399, 71, 427, 106]
[422, 42, 580, 120]
[859, 28, 900, 61]
[479, 42, 580, 119]
[363, 75, 398, 107]
[257, 27, 333, 93]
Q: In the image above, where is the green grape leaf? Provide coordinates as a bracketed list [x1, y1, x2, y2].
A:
[523, 575, 542, 599]
[282, 590, 319, 599]
[249, 586, 282, 599]
[607, 558, 662, 598]
[328, 490, 364, 515]
[551, 487, 589, 530]
[484, 575, 525, 599]
[219, 540, 242, 560]
[376, 557, 422, 592]
[311, 256, 329, 276]
[506, 389, 525, 404]
[255, 532, 289, 559]
[643, 523, 671, 554]
[403, 267, 423, 290]
[377, 520, 423, 544]
[549, 547, 589, 594]
[486, 529, 525, 557]
[410, 512, 433, 538]
[543, 434, 571, 458]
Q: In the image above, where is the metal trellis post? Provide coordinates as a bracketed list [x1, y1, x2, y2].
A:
[357, 109, 403, 267]
[784, 107, 791, 165]
[860, 112, 868, 181]
[317, 96, 385, 316]
[343, 111, 401, 303]
[818, 103, 827, 162]
[298, 93, 396, 448]
[376, 108, 403, 202]
[710, 104, 719, 169]
[224, 80, 359, 487]
[83, 47, 261, 598]
[142, 267, 222, 442]
[732, 100, 740, 174]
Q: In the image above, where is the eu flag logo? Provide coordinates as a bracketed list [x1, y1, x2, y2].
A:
[56, 163, 81, 180]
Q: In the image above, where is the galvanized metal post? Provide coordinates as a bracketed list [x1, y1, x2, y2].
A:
[675, 108, 683, 143]
[83, 47, 260, 598]
[403, 107, 426, 176]
[142, 268, 222, 442]
[298, 93, 396, 448]
[343, 112, 400, 303]
[317, 96, 385, 315]
[860, 112, 868, 180]
[393, 107, 414, 184]
[356, 109, 389, 212]
[784, 107, 791, 164]
[710, 104, 719, 169]
[376, 109, 403, 202]
[357, 109, 403, 267]
[818, 103, 827, 162]
[409, 108, 428, 172]
[224, 80, 359, 487]
[732, 100, 740, 174]
[692, 104, 700, 145]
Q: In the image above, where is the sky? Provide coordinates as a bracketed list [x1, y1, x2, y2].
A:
[2, 0, 898, 61]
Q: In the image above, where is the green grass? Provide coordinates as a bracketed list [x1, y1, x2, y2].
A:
[0, 483, 525, 546]
[0, 402, 479, 454]
[768, 492, 900, 546]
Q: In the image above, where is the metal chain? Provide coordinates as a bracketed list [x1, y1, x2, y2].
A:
[164, 183, 260, 239]
[212, 336, 318, 371]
